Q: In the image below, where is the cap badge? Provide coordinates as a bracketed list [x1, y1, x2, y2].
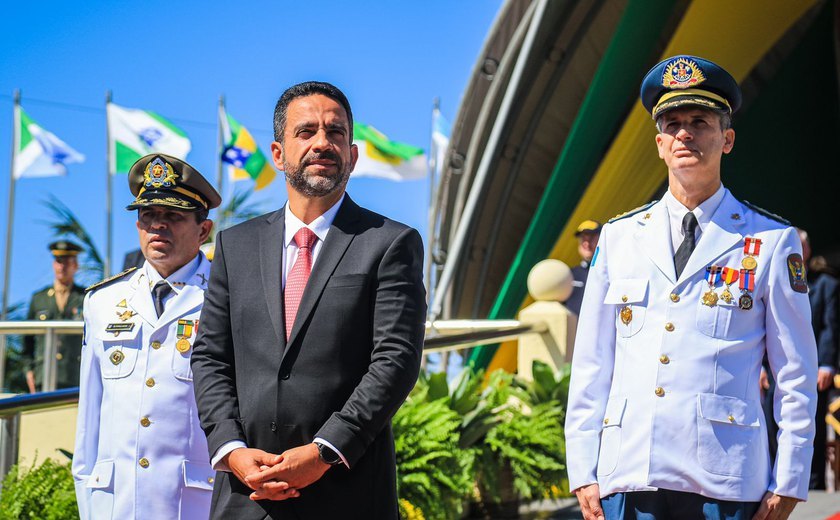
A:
[662, 57, 706, 89]
[144, 157, 178, 189]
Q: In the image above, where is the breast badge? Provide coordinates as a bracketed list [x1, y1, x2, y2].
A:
[619, 306, 633, 325]
[110, 350, 125, 365]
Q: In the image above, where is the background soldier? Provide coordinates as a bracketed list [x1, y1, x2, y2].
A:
[23, 240, 85, 393]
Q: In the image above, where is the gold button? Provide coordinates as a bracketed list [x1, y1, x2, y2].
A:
[95, 476, 99, 482]
[145, 378, 155, 388]
[56, 353, 63, 360]
[728, 415, 735, 423]
[208, 477, 215, 484]
[140, 417, 151, 427]
[151, 341, 161, 350]
[664, 322, 675, 332]
[621, 295, 628, 303]
[670, 293, 680, 302]
[655, 387, 665, 397]
[139, 458, 150, 468]
[39, 314, 47, 321]
[603, 418, 609, 425]
[659, 355, 670, 364]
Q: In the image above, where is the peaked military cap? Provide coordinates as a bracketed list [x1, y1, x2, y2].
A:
[49, 240, 83, 257]
[641, 55, 742, 119]
[126, 154, 221, 212]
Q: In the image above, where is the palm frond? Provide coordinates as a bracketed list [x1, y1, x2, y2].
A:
[41, 195, 103, 282]
[213, 187, 265, 238]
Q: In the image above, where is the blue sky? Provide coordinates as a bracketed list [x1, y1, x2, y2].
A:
[0, 0, 502, 307]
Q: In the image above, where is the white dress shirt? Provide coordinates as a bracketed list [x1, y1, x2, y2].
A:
[212, 195, 349, 471]
[663, 183, 726, 255]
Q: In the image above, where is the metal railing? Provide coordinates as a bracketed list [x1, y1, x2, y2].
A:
[0, 318, 547, 481]
[0, 321, 84, 392]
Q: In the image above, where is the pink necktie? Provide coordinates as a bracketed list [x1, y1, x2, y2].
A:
[284, 227, 317, 340]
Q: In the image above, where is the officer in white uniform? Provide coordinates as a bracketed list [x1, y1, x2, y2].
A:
[73, 154, 222, 519]
[566, 56, 817, 520]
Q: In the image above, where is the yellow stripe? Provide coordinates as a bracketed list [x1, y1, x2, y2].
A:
[492, 0, 818, 372]
[51, 250, 79, 257]
[138, 185, 208, 209]
[653, 88, 732, 116]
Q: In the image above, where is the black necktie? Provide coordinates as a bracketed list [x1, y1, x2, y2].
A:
[674, 212, 699, 278]
[152, 281, 173, 318]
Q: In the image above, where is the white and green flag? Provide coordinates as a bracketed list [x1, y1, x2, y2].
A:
[13, 106, 84, 179]
[107, 103, 191, 174]
[352, 122, 426, 181]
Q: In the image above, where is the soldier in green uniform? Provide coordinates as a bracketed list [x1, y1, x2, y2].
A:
[23, 240, 86, 392]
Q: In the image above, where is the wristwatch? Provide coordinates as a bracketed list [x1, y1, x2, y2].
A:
[315, 442, 343, 466]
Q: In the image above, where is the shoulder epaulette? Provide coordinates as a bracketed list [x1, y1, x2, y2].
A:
[742, 200, 790, 226]
[85, 267, 137, 294]
[608, 200, 659, 224]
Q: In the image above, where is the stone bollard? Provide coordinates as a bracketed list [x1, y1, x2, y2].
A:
[517, 259, 577, 380]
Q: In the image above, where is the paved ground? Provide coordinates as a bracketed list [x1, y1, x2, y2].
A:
[518, 492, 840, 519]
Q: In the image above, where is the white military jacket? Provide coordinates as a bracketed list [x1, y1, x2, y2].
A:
[73, 255, 214, 519]
[565, 189, 817, 502]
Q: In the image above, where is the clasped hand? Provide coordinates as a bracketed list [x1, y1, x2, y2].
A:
[226, 444, 330, 501]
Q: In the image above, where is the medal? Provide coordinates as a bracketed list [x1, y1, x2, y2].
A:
[742, 238, 762, 270]
[702, 265, 722, 307]
[738, 293, 753, 310]
[738, 268, 755, 310]
[620, 306, 633, 325]
[720, 267, 740, 304]
[176, 319, 195, 354]
[702, 291, 719, 306]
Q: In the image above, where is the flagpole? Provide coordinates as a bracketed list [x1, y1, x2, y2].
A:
[425, 98, 440, 309]
[217, 95, 225, 198]
[105, 90, 112, 277]
[0, 89, 21, 390]
[2, 90, 21, 320]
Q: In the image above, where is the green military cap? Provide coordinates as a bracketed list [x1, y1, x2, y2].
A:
[126, 154, 221, 212]
[49, 240, 83, 257]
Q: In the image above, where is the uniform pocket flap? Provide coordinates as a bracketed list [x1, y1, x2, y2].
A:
[86, 459, 114, 489]
[602, 396, 627, 428]
[698, 393, 759, 427]
[183, 460, 215, 490]
[604, 279, 648, 304]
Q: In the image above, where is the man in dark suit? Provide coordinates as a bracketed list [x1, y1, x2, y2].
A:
[191, 81, 426, 519]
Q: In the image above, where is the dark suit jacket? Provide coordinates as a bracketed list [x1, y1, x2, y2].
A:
[809, 273, 840, 368]
[191, 195, 426, 519]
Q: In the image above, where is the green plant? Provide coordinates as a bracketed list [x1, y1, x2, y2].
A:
[394, 394, 474, 520]
[0, 458, 78, 520]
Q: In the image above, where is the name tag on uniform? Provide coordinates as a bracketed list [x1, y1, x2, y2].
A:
[105, 322, 135, 337]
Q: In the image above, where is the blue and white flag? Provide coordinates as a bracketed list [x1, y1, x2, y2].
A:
[13, 107, 85, 179]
